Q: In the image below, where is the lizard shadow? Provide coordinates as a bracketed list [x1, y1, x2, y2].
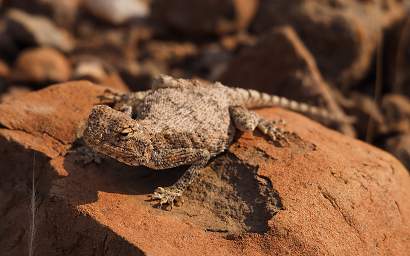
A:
[62, 150, 188, 206]
[60, 129, 303, 235]
[62, 145, 284, 235]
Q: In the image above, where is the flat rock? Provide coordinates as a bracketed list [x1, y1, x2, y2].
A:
[0, 82, 409, 255]
[12, 47, 72, 83]
[251, 0, 406, 89]
[220, 26, 354, 136]
[0, 81, 105, 156]
[151, 0, 259, 36]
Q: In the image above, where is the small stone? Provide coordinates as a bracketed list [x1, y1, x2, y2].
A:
[6, 9, 74, 52]
[84, 0, 149, 25]
[72, 57, 129, 92]
[73, 59, 108, 82]
[13, 47, 72, 83]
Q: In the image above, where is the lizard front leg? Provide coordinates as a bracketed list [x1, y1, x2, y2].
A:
[230, 106, 289, 145]
[149, 148, 210, 209]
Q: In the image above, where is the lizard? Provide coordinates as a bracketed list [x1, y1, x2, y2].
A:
[82, 75, 351, 209]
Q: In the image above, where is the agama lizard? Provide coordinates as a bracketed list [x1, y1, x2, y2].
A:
[83, 75, 350, 209]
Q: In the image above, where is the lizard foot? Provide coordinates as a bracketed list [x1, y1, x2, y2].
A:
[150, 186, 184, 210]
[257, 119, 291, 146]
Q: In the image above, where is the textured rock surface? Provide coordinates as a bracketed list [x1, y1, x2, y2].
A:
[220, 26, 354, 136]
[0, 81, 409, 255]
[151, 0, 259, 35]
[251, 0, 406, 89]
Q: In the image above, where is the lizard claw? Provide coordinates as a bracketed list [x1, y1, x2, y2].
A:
[150, 186, 184, 210]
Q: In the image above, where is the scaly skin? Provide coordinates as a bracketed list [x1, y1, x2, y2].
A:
[83, 75, 350, 209]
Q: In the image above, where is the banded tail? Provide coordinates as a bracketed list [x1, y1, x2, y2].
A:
[228, 87, 353, 124]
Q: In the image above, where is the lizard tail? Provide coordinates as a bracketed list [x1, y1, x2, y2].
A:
[229, 87, 354, 124]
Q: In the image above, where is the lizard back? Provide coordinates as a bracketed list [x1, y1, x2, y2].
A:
[135, 85, 235, 155]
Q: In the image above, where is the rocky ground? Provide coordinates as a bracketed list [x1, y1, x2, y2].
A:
[0, 0, 409, 255]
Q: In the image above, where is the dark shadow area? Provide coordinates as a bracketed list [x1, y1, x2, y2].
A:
[0, 136, 145, 256]
[62, 144, 284, 235]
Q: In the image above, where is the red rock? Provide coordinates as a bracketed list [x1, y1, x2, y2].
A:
[0, 81, 104, 150]
[72, 58, 130, 92]
[251, 0, 406, 89]
[12, 47, 72, 83]
[1, 81, 409, 255]
[0, 86, 31, 103]
[100, 72, 130, 92]
[220, 26, 354, 136]
[151, 0, 259, 35]
[73, 59, 108, 82]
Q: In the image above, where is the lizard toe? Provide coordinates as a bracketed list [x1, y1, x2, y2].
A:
[150, 186, 183, 210]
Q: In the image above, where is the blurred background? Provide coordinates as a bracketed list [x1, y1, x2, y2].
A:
[0, 0, 409, 170]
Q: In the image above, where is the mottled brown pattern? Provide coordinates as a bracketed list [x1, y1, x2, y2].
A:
[83, 75, 346, 208]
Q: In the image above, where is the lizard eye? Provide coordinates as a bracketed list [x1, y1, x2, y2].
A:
[120, 127, 133, 136]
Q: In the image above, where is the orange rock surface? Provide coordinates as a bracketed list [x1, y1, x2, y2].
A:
[0, 82, 409, 255]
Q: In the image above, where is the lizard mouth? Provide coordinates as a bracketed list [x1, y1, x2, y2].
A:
[95, 141, 145, 166]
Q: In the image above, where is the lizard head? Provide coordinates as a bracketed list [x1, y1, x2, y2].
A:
[83, 105, 152, 166]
